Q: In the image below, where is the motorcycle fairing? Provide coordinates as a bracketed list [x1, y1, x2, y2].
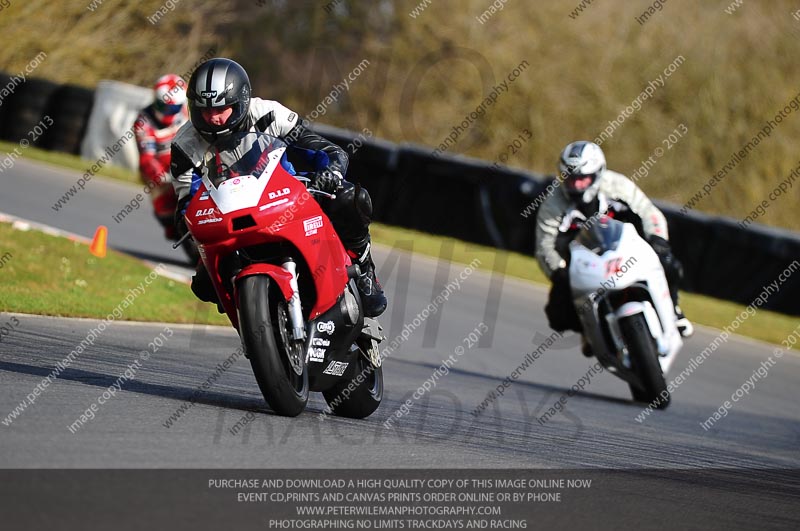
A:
[569, 221, 682, 380]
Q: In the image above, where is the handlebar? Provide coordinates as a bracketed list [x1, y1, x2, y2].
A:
[297, 174, 339, 199]
[172, 231, 193, 249]
[307, 188, 337, 200]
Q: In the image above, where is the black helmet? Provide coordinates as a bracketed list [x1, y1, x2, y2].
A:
[187, 58, 251, 141]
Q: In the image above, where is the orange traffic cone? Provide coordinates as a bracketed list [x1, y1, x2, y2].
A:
[90, 226, 108, 258]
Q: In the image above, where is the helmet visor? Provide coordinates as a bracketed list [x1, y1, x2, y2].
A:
[155, 100, 184, 116]
[564, 172, 598, 194]
[200, 105, 234, 127]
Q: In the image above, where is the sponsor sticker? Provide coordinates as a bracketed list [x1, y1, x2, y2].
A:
[322, 361, 348, 376]
[259, 198, 289, 211]
[197, 217, 223, 225]
[268, 187, 290, 200]
[605, 257, 623, 277]
[308, 347, 325, 363]
[304, 215, 323, 236]
[311, 338, 331, 347]
[316, 321, 335, 335]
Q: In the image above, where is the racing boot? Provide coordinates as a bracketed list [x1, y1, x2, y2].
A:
[675, 305, 694, 338]
[580, 335, 593, 358]
[191, 263, 225, 314]
[349, 242, 387, 318]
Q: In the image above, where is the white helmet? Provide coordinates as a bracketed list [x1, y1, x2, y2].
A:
[152, 74, 187, 126]
[558, 140, 606, 201]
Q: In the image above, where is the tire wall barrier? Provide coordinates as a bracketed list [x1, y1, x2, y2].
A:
[0, 77, 59, 146]
[314, 123, 800, 316]
[79, 80, 152, 170]
[41, 85, 95, 154]
[1, 75, 797, 315]
[659, 205, 800, 315]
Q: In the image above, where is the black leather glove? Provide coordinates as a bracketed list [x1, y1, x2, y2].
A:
[174, 196, 191, 238]
[648, 234, 684, 285]
[647, 234, 672, 257]
[309, 169, 343, 193]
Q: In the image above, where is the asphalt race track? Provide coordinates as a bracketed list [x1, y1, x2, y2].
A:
[1, 160, 799, 528]
[2, 158, 798, 468]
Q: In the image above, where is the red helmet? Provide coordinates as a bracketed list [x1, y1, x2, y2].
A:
[152, 74, 187, 126]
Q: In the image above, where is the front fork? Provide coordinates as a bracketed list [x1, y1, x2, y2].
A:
[281, 259, 306, 341]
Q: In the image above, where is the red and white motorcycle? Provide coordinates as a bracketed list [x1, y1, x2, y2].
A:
[177, 132, 384, 417]
[569, 216, 682, 407]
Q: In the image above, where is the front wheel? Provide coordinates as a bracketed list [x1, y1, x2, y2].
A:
[619, 314, 670, 409]
[238, 275, 308, 416]
[322, 350, 383, 419]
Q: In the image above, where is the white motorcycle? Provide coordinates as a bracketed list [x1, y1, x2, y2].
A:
[568, 215, 682, 407]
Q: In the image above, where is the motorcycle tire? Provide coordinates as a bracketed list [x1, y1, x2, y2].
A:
[41, 84, 94, 154]
[238, 275, 308, 417]
[619, 314, 670, 409]
[322, 351, 383, 419]
[1, 78, 58, 144]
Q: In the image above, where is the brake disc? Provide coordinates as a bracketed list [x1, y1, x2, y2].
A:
[277, 304, 304, 376]
[368, 339, 381, 368]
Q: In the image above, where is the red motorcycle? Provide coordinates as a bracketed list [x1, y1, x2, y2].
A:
[178, 132, 384, 418]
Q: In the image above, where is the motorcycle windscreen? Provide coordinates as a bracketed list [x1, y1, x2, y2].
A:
[575, 216, 624, 255]
[200, 133, 294, 215]
[203, 132, 288, 187]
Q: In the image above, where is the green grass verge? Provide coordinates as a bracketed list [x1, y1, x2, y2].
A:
[0, 222, 228, 326]
[2, 144, 795, 345]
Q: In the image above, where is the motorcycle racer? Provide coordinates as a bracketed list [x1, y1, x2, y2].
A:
[133, 74, 189, 240]
[535, 140, 693, 341]
[170, 58, 387, 317]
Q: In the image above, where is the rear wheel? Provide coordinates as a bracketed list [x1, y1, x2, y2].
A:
[238, 275, 308, 416]
[619, 314, 670, 408]
[322, 350, 383, 419]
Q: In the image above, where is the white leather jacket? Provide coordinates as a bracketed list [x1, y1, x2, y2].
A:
[535, 170, 669, 279]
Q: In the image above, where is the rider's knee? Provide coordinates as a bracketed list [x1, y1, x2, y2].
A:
[324, 181, 373, 237]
